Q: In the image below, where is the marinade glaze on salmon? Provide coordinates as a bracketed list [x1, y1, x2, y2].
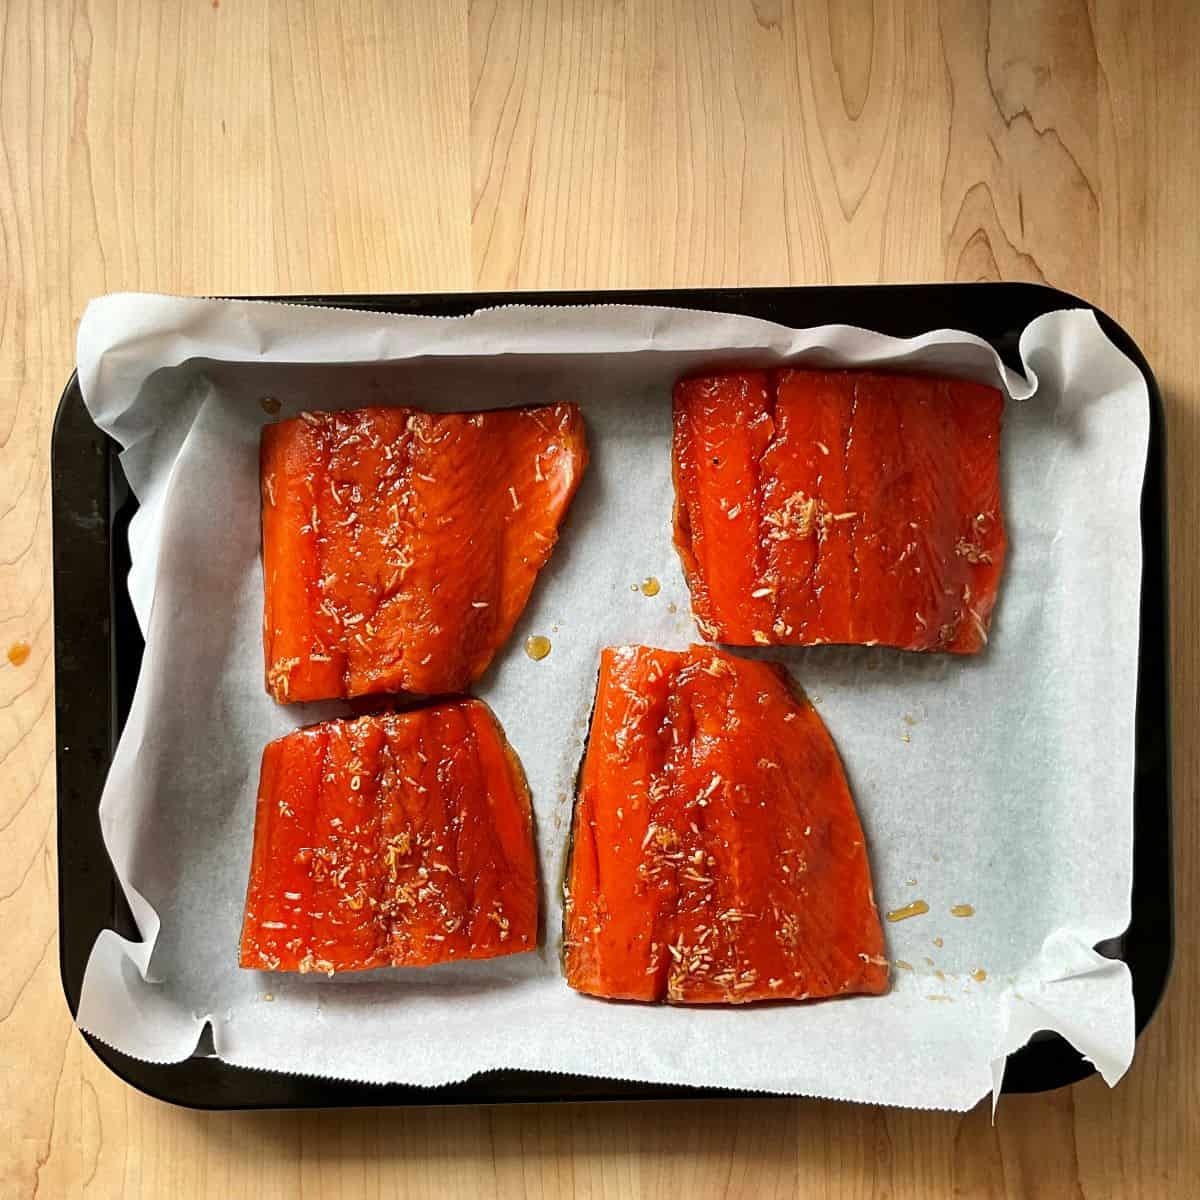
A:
[240, 702, 538, 974]
[672, 370, 1005, 653]
[262, 404, 587, 702]
[563, 645, 888, 1004]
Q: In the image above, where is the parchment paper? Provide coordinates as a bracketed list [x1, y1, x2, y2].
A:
[72, 294, 1146, 1111]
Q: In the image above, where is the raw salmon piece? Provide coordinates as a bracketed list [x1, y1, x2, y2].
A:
[673, 370, 1005, 652]
[261, 403, 587, 702]
[239, 701, 538, 973]
[563, 645, 887, 1004]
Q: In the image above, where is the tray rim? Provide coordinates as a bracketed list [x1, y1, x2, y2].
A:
[51, 280, 1173, 1111]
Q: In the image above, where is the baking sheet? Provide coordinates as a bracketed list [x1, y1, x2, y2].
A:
[72, 294, 1146, 1111]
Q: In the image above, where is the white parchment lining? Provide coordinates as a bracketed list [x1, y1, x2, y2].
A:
[72, 294, 1145, 1111]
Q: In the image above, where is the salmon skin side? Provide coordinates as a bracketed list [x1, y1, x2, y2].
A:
[261, 403, 587, 702]
[240, 701, 538, 974]
[672, 369, 1005, 653]
[563, 645, 888, 1004]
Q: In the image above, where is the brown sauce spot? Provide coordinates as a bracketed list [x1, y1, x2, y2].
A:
[524, 635, 551, 661]
[886, 899, 929, 923]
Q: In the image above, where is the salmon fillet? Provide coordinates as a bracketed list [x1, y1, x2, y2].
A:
[261, 404, 587, 701]
[239, 701, 538, 973]
[563, 645, 887, 1004]
[672, 369, 1005, 652]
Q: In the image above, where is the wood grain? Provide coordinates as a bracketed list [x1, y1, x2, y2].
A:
[0, 0, 1195, 1195]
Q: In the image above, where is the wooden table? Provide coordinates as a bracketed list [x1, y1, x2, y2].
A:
[2, 1, 1195, 1195]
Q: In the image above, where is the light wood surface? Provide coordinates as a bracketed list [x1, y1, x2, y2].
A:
[1, 0, 1195, 1195]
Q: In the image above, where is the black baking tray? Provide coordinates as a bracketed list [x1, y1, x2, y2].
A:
[52, 283, 1173, 1110]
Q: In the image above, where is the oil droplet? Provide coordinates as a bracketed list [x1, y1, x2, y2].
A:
[901, 731, 911, 743]
[7, 641, 30, 667]
[667, 602, 677, 614]
[262, 993, 274, 1002]
[639, 576, 661, 597]
[903, 713, 917, 726]
[629, 583, 639, 592]
[886, 899, 929, 923]
[972, 968, 988, 983]
[934, 969, 946, 981]
[950, 903, 975, 918]
[904, 877, 918, 887]
[259, 396, 282, 415]
[524, 635, 551, 661]
[932, 937, 944, 948]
